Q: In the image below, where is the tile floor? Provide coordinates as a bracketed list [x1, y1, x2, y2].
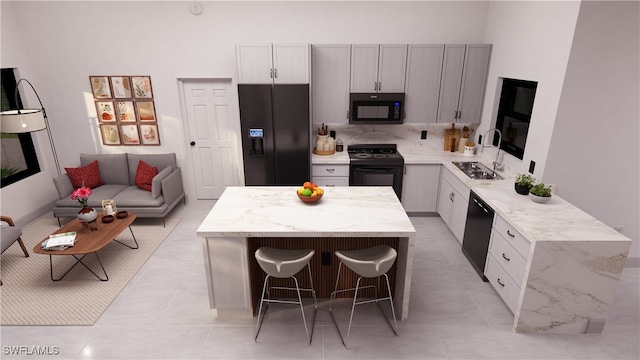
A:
[2, 200, 639, 359]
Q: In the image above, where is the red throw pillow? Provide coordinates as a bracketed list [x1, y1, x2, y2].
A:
[135, 160, 158, 192]
[65, 160, 105, 189]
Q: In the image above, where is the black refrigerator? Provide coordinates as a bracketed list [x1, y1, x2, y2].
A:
[238, 84, 310, 186]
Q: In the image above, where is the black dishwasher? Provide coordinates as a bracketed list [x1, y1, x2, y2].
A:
[462, 191, 494, 282]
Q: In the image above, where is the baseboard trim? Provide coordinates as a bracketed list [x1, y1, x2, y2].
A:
[624, 256, 640, 268]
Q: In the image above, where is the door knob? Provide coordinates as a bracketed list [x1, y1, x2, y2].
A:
[190, 141, 196, 146]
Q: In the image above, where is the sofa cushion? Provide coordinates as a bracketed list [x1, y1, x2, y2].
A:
[135, 160, 158, 192]
[113, 187, 165, 207]
[1, 222, 23, 253]
[53, 174, 75, 199]
[80, 153, 129, 185]
[54, 184, 129, 208]
[152, 166, 172, 199]
[127, 153, 176, 185]
[65, 160, 105, 189]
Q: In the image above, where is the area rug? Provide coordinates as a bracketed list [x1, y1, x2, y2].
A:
[0, 216, 180, 326]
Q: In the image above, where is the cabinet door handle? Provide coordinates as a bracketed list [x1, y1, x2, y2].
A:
[497, 278, 505, 287]
[449, 192, 454, 202]
[502, 253, 511, 261]
[270, 68, 273, 78]
[507, 230, 515, 238]
[274, 68, 277, 78]
[378, 82, 381, 91]
[326, 168, 335, 173]
[458, 110, 462, 119]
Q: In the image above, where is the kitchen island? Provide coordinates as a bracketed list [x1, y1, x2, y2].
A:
[197, 186, 416, 319]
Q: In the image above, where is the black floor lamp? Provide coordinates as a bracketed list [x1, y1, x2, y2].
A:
[0, 78, 61, 176]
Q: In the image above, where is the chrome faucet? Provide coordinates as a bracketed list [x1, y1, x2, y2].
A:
[481, 128, 503, 171]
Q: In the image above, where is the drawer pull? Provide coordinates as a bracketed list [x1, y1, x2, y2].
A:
[502, 253, 511, 261]
[326, 168, 335, 173]
[497, 278, 505, 287]
[506, 230, 515, 238]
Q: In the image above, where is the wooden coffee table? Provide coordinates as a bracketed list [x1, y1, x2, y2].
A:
[33, 212, 138, 281]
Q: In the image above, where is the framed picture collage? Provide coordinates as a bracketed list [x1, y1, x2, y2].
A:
[90, 75, 160, 146]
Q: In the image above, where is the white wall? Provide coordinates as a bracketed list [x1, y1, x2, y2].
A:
[0, 3, 64, 227]
[544, 1, 640, 259]
[1, 1, 490, 222]
[478, 1, 581, 178]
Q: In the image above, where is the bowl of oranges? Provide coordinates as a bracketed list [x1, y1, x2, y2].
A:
[297, 181, 324, 203]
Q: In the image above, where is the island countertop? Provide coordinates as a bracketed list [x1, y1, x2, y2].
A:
[197, 186, 416, 238]
[197, 185, 416, 319]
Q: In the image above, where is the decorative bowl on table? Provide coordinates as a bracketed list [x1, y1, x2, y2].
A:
[102, 215, 115, 223]
[116, 211, 129, 219]
[297, 192, 323, 203]
[296, 182, 324, 203]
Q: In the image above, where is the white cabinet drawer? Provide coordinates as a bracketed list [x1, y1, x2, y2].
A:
[493, 215, 531, 259]
[313, 176, 349, 187]
[485, 254, 520, 314]
[312, 164, 349, 177]
[489, 231, 527, 287]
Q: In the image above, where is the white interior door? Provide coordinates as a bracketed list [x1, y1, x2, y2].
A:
[182, 79, 242, 199]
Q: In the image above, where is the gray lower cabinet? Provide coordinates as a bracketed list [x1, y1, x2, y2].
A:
[437, 166, 470, 243]
[485, 214, 531, 314]
[312, 164, 349, 187]
[402, 164, 441, 212]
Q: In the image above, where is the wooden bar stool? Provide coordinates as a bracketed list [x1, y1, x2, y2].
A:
[254, 247, 317, 344]
[329, 245, 399, 347]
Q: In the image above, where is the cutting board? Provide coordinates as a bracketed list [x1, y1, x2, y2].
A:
[444, 123, 460, 151]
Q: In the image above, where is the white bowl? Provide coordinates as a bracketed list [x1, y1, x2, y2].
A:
[529, 193, 551, 204]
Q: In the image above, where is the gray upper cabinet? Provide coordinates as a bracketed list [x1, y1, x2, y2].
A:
[437, 44, 491, 124]
[404, 44, 445, 123]
[437, 45, 467, 123]
[311, 45, 351, 124]
[458, 44, 492, 124]
[237, 43, 310, 84]
[350, 44, 407, 93]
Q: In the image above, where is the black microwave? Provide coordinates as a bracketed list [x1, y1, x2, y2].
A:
[349, 93, 405, 124]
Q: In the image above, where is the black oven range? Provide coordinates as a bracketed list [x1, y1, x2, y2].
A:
[348, 144, 404, 200]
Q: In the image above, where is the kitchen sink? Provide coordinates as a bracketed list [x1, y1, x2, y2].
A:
[452, 161, 503, 180]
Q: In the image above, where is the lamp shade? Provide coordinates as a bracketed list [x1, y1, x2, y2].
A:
[0, 109, 47, 133]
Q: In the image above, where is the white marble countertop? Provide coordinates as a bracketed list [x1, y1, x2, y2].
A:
[454, 173, 629, 243]
[311, 135, 630, 245]
[311, 150, 349, 164]
[197, 186, 415, 238]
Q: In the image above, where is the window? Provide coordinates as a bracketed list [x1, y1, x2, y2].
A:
[495, 78, 538, 160]
[1, 68, 41, 187]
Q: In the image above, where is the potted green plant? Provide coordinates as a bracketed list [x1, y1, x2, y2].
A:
[514, 173, 535, 195]
[529, 183, 552, 203]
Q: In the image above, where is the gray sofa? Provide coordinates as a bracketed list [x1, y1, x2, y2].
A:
[52, 153, 185, 224]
